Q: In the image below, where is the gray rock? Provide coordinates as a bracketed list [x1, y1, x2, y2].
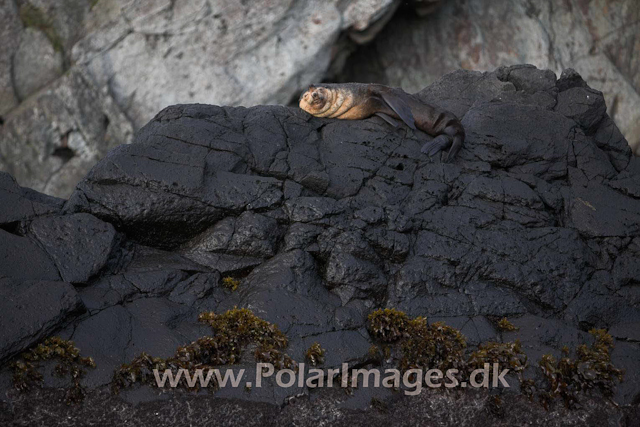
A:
[71, 0, 397, 129]
[0, 0, 22, 115]
[0, 68, 133, 199]
[13, 27, 63, 100]
[22, 0, 93, 57]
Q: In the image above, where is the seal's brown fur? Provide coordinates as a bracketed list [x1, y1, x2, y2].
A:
[299, 83, 465, 162]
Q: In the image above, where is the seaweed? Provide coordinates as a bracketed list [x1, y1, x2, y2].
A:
[366, 308, 624, 409]
[367, 308, 411, 342]
[537, 329, 624, 409]
[113, 308, 294, 392]
[11, 337, 96, 404]
[496, 318, 519, 332]
[400, 319, 467, 372]
[305, 342, 326, 366]
[221, 276, 240, 291]
[468, 340, 527, 378]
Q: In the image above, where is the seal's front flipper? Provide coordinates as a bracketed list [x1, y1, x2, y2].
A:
[375, 112, 400, 128]
[379, 92, 417, 130]
[421, 134, 451, 157]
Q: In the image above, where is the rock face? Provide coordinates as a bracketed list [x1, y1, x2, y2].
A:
[0, 68, 134, 198]
[0, 0, 399, 198]
[340, 0, 640, 155]
[72, 0, 399, 129]
[0, 0, 22, 115]
[13, 27, 64, 100]
[1, 67, 640, 424]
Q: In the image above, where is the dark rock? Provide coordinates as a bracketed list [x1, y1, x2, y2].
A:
[2, 66, 640, 422]
[555, 87, 607, 134]
[71, 305, 132, 388]
[556, 68, 588, 92]
[563, 180, 640, 237]
[0, 172, 64, 226]
[0, 229, 61, 281]
[0, 278, 84, 362]
[28, 213, 118, 284]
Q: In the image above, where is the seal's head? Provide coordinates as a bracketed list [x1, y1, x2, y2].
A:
[299, 85, 332, 115]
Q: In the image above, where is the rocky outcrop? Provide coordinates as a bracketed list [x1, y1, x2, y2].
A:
[3, 0, 638, 201]
[340, 0, 640, 155]
[0, 0, 401, 198]
[1, 66, 640, 425]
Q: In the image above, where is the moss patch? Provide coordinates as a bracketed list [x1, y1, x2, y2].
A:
[11, 337, 96, 404]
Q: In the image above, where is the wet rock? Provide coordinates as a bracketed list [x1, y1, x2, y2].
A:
[563, 180, 640, 237]
[28, 213, 118, 284]
[0, 229, 61, 281]
[2, 66, 640, 421]
[0, 172, 64, 226]
[555, 87, 607, 134]
[0, 278, 84, 362]
[71, 305, 131, 388]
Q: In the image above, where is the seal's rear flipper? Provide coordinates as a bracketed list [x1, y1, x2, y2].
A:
[421, 135, 451, 157]
[445, 135, 463, 163]
[375, 112, 400, 127]
[379, 92, 417, 130]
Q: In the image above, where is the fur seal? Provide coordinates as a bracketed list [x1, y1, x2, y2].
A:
[299, 83, 464, 162]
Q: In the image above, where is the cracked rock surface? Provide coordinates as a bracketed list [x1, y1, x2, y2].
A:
[1, 66, 640, 425]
